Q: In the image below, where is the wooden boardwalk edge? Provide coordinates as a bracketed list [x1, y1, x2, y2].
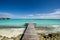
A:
[20, 23, 39, 40]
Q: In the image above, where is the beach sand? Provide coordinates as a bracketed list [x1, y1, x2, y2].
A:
[0, 28, 25, 38]
[0, 27, 60, 38]
[0, 25, 60, 40]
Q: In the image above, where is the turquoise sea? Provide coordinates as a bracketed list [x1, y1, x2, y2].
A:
[0, 19, 60, 27]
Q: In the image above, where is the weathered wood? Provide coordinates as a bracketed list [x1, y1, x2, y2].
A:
[20, 23, 39, 40]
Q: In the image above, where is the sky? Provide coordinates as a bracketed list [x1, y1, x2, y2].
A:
[0, 0, 60, 19]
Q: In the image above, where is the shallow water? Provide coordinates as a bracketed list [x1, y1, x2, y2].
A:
[0, 28, 25, 38]
[0, 19, 60, 27]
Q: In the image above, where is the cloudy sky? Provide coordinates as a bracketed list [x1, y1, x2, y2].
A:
[0, 0, 60, 19]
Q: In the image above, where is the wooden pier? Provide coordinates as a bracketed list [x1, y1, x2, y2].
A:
[20, 23, 39, 40]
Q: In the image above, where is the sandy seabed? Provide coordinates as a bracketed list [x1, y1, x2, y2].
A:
[0, 28, 25, 38]
[0, 25, 60, 38]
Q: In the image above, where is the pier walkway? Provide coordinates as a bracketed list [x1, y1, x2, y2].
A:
[20, 23, 39, 40]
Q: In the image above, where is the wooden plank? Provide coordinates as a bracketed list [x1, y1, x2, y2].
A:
[20, 23, 39, 40]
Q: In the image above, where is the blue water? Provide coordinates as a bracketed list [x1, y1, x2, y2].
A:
[0, 19, 60, 27]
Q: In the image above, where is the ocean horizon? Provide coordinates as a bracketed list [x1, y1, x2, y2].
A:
[0, 19, 60, 27]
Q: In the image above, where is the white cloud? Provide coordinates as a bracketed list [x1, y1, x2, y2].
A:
[0, 12, 14, 18]
[0, 12, 28, 19]
[32, 9, 60, 19]
[0, 9, 60, 19]
[27, 14, 34, 17]
[0, 12, 21, 19]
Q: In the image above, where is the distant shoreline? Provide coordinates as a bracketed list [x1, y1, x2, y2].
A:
[6, 18, 60, 20]
[0, 18, 10, 20]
